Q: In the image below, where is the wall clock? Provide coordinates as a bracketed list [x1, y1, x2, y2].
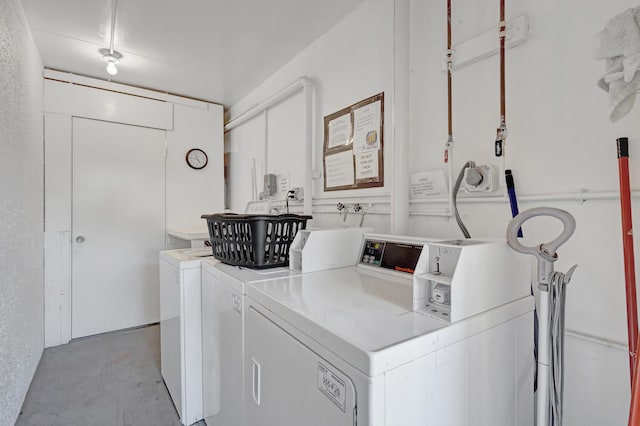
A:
[186, 148, 208, 170]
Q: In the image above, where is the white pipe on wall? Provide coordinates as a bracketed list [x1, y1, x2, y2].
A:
[225, 76, 315, 215]
[447, 147, 454, 217]
[404, 188, 640, 217]
[565, 329, 627, 352]
[225, 77, 313, 130]
[312, 193, 391, 204]
[306, 188, 638, 217]
[303, 81, 313, 215]
[263, 110, 269, 175]
[411, 209, 454, 217]
[251, 158, 257, 201]
[391, 0, 411, 234]
[409, 188, 638, 206]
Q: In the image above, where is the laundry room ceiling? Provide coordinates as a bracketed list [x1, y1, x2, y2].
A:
[20, 0, 366, 105]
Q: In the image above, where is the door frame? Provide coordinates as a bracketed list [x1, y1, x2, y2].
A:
[44, 76, 173, 347]
[43, 71, 223, 347]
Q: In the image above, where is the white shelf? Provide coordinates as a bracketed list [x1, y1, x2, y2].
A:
[418, 273, 452, 285]
[444, 14, 529, 71]
[167, 227, 210, 241]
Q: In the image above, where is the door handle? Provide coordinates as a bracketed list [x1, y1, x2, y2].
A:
[251, 357, 261, 406]
[76, 236, 85, 243]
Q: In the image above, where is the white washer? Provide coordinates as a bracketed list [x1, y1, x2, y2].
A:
[243, 235, 535, 426]
[159, 248, 215, 426]
[201, 227, 371, 426]
[201, 261, 300, 426]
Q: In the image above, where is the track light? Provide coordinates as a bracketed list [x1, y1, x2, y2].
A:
[99, 48, 123, 77]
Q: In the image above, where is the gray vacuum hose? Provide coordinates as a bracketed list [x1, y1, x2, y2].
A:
[506, 207, 577, 426]
[453, 161, 476, 239]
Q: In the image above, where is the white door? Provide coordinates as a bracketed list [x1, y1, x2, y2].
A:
[72, 118, 166, 338]
[245, 307, 357, 426]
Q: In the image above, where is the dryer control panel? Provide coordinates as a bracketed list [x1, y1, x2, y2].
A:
[360, 239, 424, 275]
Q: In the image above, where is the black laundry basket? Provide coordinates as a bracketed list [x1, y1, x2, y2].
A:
[201, 213, 312, 269]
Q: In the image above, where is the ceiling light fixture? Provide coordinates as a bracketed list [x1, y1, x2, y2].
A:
[100, 0, 122, 77]
[99, 48, 122, 75]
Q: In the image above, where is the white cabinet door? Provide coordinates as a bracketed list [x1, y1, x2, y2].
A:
[245, 307, 356, 426]
[72, 118, 165, 338]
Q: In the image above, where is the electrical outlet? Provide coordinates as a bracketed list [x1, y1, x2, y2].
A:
[288, 187, 304, 201]
[462, 165, 499, 192]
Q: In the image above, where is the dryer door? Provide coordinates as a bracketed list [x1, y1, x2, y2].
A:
[245, 307, 357, 426]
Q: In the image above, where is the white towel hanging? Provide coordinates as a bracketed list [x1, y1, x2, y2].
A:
[594, 6, 640, 122]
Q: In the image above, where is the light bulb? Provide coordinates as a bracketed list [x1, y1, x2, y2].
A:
[100, 49, 122, 76]
[106, 61, 118, 75]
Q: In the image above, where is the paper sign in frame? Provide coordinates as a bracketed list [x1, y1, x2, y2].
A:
[322, 92, 384, 191]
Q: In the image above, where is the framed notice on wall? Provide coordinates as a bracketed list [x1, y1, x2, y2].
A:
[323, 92, 384, 191]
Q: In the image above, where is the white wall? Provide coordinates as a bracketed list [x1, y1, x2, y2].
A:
[227, 0, 639, 423]
[166, 102, 225, 229]
[226, 0, 395, 232]
[410, 0, 639, 423]
[0, 0, 44, 424]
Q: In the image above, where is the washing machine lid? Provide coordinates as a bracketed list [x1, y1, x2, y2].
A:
[159, 248, 213, 269]
[247, 267, 534, 376]
[210, 261, 302, 291]
[201, 257, 220, 273]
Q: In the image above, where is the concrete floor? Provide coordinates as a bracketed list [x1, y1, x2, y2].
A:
[16, 325, 204, 426]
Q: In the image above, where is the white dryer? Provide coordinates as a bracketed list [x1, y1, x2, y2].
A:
[159, 248, 214, 426]
[243, 235, 535, 426]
